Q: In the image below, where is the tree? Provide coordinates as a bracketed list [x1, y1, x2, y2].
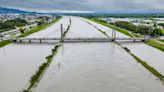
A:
[19, 28, 25, 33]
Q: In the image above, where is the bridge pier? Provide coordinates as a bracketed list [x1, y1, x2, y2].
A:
[39, 39, 42, 43]
[133, 39, 136, 42]
[61, 24, 64, 42]
[20, 40, 22, 43]
[29, 40, 31, 43]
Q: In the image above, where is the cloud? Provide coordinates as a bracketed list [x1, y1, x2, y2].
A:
[0, 0, 164, 13]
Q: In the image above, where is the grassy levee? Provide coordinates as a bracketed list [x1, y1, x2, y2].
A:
[145, 39, 164, 52]
[86, 18, 164, 52]
[122, 46, 164, 82]
[19, 17, 62, 37]
[83, 20, 110, 38]
[86, 18, 134, 37]
[131, 53, 164, 81]
[23, 19, 72, 92]
[159, 39, 164, 43]
[0, 40, 11, 48]
[0, 17, 62, 48]
[85, 17, 164, 84]
[120, 44, 164, 83]
[23, 44, 61, 92]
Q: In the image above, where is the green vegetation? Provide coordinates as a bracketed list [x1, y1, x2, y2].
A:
[63, 25, 71, 37]
[0, 17, 62, 48]
[23, 44, 61, 92]
[86, 18, 134, 37]
[162, 30, 164, 35]
[131, 53, 164, 81]
[86, 17, 164, 52]
[112, 21, 163, 37]
[79, 13, 164, 18]
[19, 17, 62, 37]
[23, 18, 70, 92]
[84, 20, 110, 38]
[145, 39, 164, 52]
[85, 17, 164, 83]
[159, 39, 164, 43]
[63, 18, 71, 37]
[122, 46, 164, 82]
[0, 18, 28, 33]
[0, 40, 11, 48]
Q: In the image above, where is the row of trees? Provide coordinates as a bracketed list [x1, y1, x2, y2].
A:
[0, 18, 28, 32]
[111, 21, 163, 37]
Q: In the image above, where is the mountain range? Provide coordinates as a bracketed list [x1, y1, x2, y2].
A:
[0, 7, 36, 14]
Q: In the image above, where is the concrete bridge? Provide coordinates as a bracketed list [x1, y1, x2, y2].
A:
[5, 37, 148, 43]
[1, 23, 161, 43]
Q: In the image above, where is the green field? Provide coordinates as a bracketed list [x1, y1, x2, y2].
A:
[0, 17, 62, 48]
[87, 18, 164, 52]
[87, 18, 135, 37]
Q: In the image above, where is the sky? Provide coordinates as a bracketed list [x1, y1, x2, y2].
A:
[0, 0, 164, 13]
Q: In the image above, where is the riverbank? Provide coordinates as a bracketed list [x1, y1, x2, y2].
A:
[86, 18, 164, 52]
[0, 40, 11, 48]
[0, 17, 62, 48]
[85, 17, 164, 84]
[145, 39, 164, 52]
[23, 18, 72, 92]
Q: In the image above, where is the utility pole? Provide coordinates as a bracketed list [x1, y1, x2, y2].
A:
[61, 24, 64, 42]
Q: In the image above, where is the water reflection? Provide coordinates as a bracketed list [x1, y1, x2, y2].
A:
[33, 43, 164, 92]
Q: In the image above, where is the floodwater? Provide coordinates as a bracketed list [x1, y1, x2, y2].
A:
[27, 16, 70, 38]
[0, 17, 70, 92]
[82, 18, 129, 38]
[67, 17, 106, 38]
[0, 44, 54, 92]
[33, 17, 164, 92]
[33, 43, 164, 92]
[0, 16, 164, 92]
[84, 17, 164, 76]
[123, 43, 164, 75]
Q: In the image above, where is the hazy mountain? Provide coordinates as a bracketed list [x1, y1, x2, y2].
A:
[0, 7, 36, 14]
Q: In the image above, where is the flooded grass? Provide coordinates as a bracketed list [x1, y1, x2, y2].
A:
[86, 18, 164, 53]
[121, 46, 164, 83]
[63, 19, 71, 37]
[23, 44, 61, 92]
[131, 53, 164, 82]
[23, 19, 72, 92]
[86, 17, 164, 84]
[0, 17, 62, 48]
[19, 17, 62, 38]
[159, 40, 164, 43]
[0, 40, 11, 48]
[85, 18, 134, 37]
[145, 39, 164, 52]
[83, 20, 110, 38]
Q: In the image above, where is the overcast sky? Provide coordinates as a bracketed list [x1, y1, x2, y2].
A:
[0, 0, 164, 13]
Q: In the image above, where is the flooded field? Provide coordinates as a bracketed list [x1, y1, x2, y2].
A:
[33, 43, 164, 92]
[0, 17, 70, 92]
[0, 16, 164, 92]
[84, 17, 164, 76]
[0, 44, 54, 92]
[123, 43, 164, 75]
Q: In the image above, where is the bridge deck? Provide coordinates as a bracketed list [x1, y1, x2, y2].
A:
[2, 37, 150, 43]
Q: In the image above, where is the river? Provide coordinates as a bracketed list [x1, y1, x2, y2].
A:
[33, 17, 164, 92]
[0, 16, 70, 92]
